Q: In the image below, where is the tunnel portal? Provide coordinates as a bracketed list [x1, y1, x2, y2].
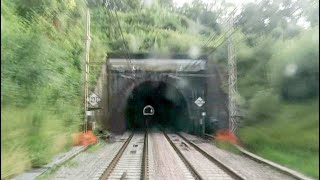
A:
[97, 53, 230, 135]
[125, 81, 190, 130]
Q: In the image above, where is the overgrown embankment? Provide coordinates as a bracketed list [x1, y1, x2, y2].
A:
[1, 0, 87, 177]
[232, 18, 319, 178]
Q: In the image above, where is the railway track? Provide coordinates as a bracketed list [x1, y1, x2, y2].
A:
[203, 133, 313, 180]
[97, 130, 309, 180]
[99, 131, 148, 180]
[11, 130, 310, 180]
[164, 131, 245, 180]
[98, 130, 245, 180]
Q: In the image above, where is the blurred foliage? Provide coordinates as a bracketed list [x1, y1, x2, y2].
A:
[247, 89, 280, 123]
[239, 100, 319, 178]
[231, 0, 319, 178]
[1, 0, 85, 177]
[213, 140, 241, 155]
[177, 0, 221, 33]
[1, 0, 319, 178]
[86, 1, 214, 87]
[0, 0, 217, 177]
[269, 28, 319, 100]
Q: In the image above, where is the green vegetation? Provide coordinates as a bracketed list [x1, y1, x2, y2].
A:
[201, 0, 318, 177]
[231, 1, 319, 178]
[86, 141, 105, 153]
[213, 141, 241, 155]
[1, 0, 318, 179]
[1, 0, 86, 177]
[1, 0, 213, 177]
[239, 100, 319, 178]
[36, 159, 78, 180]
[36, 168, 58, 180]
[64, 159, 79, 167]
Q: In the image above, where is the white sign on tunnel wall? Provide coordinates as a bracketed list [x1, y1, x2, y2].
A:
[88, 92, 101, 107]
[195, 97, 205, 107]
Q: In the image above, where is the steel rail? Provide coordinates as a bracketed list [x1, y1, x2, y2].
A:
[99, 133, 134, 180]
[142, 130, 149, 180]
[163, 131, 203, 180]
[177, 133, 246, 180]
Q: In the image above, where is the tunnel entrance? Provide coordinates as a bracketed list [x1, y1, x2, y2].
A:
[125, 81, 190, 131]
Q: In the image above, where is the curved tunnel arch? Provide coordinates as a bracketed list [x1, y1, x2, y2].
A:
[125, 80, 191, 131]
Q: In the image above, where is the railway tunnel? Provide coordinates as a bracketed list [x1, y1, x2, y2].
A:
[91, 53, 229, 135]
[125, 80, 190, 130]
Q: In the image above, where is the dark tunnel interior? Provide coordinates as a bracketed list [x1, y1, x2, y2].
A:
[125, 81, 190, 131]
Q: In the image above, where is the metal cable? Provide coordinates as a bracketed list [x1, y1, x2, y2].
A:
[104, 0, 134, 73]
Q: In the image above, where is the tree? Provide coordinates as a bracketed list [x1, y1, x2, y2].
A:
[236, 0, 305, 36]
[107, 0, 141, 11]
[177, 0, 220, 33]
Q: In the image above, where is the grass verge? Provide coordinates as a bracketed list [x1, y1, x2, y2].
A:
[1, 105, 79, 178]
[86, 141, 105, 153]
[238, 100, 319, 179]
[213, 140, 242, 155]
